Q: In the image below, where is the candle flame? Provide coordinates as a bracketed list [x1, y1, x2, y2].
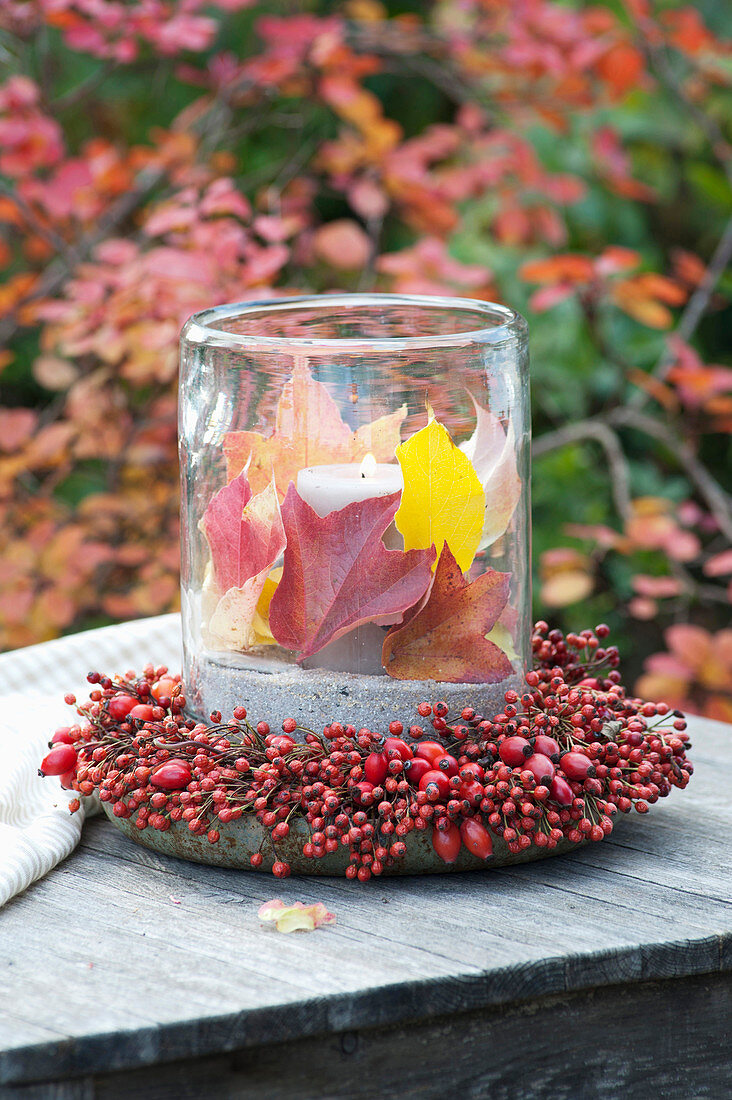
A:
[360, 453, 377, 479]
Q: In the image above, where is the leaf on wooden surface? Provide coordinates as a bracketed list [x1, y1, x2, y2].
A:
[382, 543, 512, 683]
[223, 361, 406, 497]
[394, 415, 485, 573]
[269, 486, 434, 660]
[200, 474, 285, 651]
[460, 396, 522, 549]
[258, 899, 336, 933]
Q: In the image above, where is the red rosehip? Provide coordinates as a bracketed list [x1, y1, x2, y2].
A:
[460, 818, 493, 860]
[418, 769, 451, 800]
[150, 760, 192, 791]
[499, 736, 532, 767]
[434, 754, 458, 776]
[364, 752, 388, 785]
[413, 741, 445, 765]
[151, 677, 178, 703]
[533, 734, 560, 759]
[459, 779, 484, 807]
[523, 753, 555, 785]
[107, 694, 138, 721]
[382, 737, 413, 761]
[432, 822, 461, 864]
[549, 775, 573, 806]
[51, 727, 75, 745]
[353, 781, 375, 805]
[39, 744, 78, 777]
[561, 751, 596, 781]
[129, 703, 157, 722]
[403, 757, 432, 784]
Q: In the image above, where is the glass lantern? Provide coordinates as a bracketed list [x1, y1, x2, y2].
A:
[179, 294, 530, 732]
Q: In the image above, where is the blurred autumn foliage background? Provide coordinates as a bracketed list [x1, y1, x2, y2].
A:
[0, 0, 731, 718]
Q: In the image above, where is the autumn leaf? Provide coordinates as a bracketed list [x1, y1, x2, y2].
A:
[258, 899, 336, 933]
[269, 485, 434, 660]
[250, 566, 283, 645]
[459, 396, 522, 548]
[382, 543, 512, 683]
[223, 361, 406, 497]
[394, 415, 484, 573]
[199, 473, 285, 651]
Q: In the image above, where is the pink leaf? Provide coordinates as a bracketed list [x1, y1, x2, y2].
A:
[269, 486, 434, 661]
[460, 396, 522, 548]
[199, 472, 285, 593]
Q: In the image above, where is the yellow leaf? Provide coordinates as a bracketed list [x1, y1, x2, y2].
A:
[394, 417, 485, 573]
[251, 566, 283, 645]
[485, 621, 519, 663]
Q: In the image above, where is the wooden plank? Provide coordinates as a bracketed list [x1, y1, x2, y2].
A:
[3, 973, 729, 1099]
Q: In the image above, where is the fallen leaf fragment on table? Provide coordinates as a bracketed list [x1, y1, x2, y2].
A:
[394, 415, 484, 573]
[258, 899, 336, 933]
[224, 361, 406, 497]
[459, 396, 522, 549]
[199, 473, 286, 650]
[382, 543, 513, 682]
[269, 486, 434, 660]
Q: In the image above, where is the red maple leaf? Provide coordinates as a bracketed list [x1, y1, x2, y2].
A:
[269, 486, 434, 661]
[382, 543, 512, 682]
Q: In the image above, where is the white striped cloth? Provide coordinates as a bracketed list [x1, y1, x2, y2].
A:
[0, 614, 182, 907]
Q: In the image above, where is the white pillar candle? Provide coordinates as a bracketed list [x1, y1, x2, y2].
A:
[296, 455, 404, 517]
[296, 454, 405, 676]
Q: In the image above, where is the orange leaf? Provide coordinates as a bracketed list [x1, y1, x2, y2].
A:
[596, 44, 645, 98]
[382, 544, 512, 683]
[223, 361, 406, 497]
[519, 254, 594, 285]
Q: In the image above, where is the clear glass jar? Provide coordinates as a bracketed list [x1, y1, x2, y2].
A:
[179, 294, 530, 731]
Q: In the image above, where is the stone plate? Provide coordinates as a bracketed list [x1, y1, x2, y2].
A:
[101, 803, 585, 875]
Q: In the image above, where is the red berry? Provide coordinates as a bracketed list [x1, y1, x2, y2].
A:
[383, 737, 413, 761]
[404, 757, 432, 785]
[561, 751, 595, 781]
[460, 818, 493, 860]
[353, 781, 375, 805]
[523, 753, 555, 785]
[364, 752, 388, 785]
[151, 677, 178, 703]
[549, 776, 573, 806]
[40, 744, 78, 777]
[150, 761, 192, 791]
[107, 694, 138, 721]
[413, 741, 445, 765]
[533, 734, 560, 759]
[431, 822, 461, 864]
[434, 754, 458, 776]
[51, 727, 75, 745]
[499, 736, 532, 767]
[418, 769, 451, 800]
[457, 783, 484, 809]
[129, 703, 157, 722]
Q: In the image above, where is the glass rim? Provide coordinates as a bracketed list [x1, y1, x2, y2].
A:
[181, 293, 527, 354]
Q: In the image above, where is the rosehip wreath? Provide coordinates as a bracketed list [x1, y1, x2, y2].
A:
[40, 623, 693, 881]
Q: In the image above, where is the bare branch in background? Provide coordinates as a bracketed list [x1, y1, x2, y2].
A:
[532, 420, 633, 522]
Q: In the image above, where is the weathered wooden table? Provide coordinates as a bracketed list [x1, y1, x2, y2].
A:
[1, 713, 730, 1100]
